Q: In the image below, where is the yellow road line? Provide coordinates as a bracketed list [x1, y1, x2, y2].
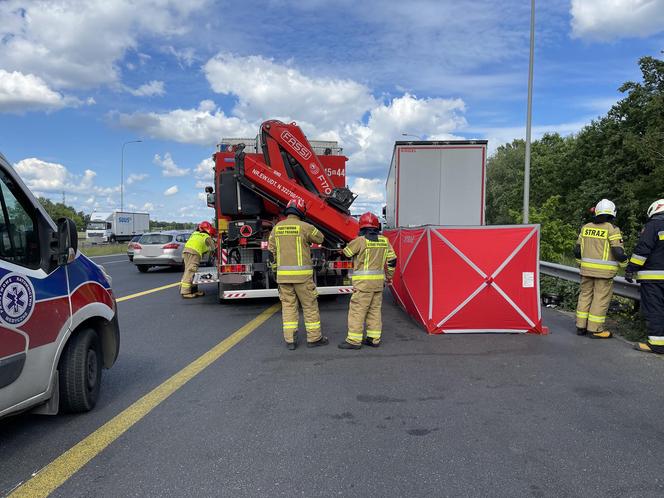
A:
[9, 303, 281, 498]
[116, 282, 180, 302]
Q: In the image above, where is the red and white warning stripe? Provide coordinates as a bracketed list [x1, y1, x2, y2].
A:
[221, 249, 228, 265]
[223, 292, 247, 299]
[337, 287, 353, 294]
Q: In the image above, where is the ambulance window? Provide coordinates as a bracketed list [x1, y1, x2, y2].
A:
[0, 172, 40, 269]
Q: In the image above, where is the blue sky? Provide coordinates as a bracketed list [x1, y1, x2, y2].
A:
[0, 0, 663, 221]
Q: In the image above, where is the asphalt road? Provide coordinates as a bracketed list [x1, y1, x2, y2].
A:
[2, 256, 664, 497]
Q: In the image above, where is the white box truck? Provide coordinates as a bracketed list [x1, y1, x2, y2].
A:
[86, 211, 150, 243]
[385, 140, 488, 228]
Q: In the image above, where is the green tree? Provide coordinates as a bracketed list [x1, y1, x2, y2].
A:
[38, 197, 86, 231]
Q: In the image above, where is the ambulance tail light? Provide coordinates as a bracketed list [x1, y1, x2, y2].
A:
[221, 264, 252, 273]
[328, 261, 353, 270]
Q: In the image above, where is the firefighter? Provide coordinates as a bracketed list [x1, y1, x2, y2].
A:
[268, 199, 328, 350]
[625, 199, 664, 353]
[339, 212, 397, 349]
[181, 221, 217, 299]
[574, 199, 628, 338]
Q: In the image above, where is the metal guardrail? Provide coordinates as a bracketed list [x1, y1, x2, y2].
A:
[540, 261, 641, 301]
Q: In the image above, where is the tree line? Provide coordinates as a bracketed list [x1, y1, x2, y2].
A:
[37, 198, 198, 233]
[486, 55, 664, 262]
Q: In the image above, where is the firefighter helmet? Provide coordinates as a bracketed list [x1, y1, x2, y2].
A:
[198, 221, 217, 238]
[647, 199, 664, 218]
[359, 212, 380, 229]
[594, 199, 617, 217]
[284, 199, 306, 218]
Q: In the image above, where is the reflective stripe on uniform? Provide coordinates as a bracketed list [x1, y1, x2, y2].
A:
[305, 321, 320, 331]
[648, 336, 664, 346]
[636, 271, 664, 280]
[180, 282, 191, 288]
[278, 269, 314, 276]
[659, 231, 664, 241]
[343, 247, 354, 257]
[630, 254, 647, 266]
[588, 314, 606, 324]
[283, 321, 298, 330]
[366, 329, 381, 338]
[580, 258, 618, 270]
[347, 331, 363, 341]
[576, 311, 589, 318]
[352, 269, 384, 281]
[608, 234, 622, 241]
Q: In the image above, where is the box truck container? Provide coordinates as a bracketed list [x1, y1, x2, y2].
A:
[86, 211, 150, 243]
[385, 140, 488, 228]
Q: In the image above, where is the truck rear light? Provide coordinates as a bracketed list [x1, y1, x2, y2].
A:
[328, 261, 353, 270]
[221, 264, 252, 273]
[162, 243, 179, 249]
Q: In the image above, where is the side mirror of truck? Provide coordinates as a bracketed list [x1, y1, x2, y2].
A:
[57, 217, 78, 266]
[205, 186, 215, 207]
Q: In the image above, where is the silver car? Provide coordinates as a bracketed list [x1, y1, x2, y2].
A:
[133, 231, 192, 273]
[126, 234, 142, 262]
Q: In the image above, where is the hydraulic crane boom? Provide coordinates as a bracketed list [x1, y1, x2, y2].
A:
[232, 120, 360, 246]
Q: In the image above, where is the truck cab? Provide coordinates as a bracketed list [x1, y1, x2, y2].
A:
[0, 153, 119, 419]
[86, 213, 112, 243]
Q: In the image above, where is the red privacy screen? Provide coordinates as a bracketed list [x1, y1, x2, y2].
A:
[384, 226, 546, 335]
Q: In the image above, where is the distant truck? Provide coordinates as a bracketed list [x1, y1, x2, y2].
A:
[385, 140, 488, 228]
[86, 211, 150, 243]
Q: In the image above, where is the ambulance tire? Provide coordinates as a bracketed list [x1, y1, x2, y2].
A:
[59, 328, 102, 413]
[137, 265, 149, 273]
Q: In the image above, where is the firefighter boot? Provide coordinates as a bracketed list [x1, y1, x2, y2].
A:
[576, 327, 587, 336]
[589, 331, 613, 339]
[634, 342, 653, 353]
[307, 336, 329, 348]
[287, 333, 298, 351]
[362, 338, 380, 347]
[338, 341, 361, 350]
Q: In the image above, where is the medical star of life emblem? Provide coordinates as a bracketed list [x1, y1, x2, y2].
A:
[0, 274, 35, 326]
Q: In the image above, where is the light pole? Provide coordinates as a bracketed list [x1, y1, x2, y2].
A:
[401, 133, 424, 140]
[523, 0, 535, 224]
[121, 140, 142, 212]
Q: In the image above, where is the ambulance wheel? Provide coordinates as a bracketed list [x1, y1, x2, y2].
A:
[137, 265, 149, 273]
[59, 328, 102, 413]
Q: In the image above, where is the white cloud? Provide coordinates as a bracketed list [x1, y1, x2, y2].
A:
[141, 202, 155, 211]
[0, 0, 208, 89]
[204, 53, 376, 129]
[164, 185, 179, 196]
[164, 45, 197, 67]
[14, 157, 118, 196]
[0, 70, 87, 113]
[125, 80, 165, 97]
[153, 153, 190, 177]
[120, 55, 467, 178]
[116, 100, 256, 146]
[126, 173, 149, 185]
[570, 0, 664, 40]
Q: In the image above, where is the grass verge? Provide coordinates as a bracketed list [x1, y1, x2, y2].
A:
[80, 243, 127, 257]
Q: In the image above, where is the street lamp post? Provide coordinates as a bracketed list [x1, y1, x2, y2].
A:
[121, 140, 142, 212]
[401, 133, 424, 140]
[523, 0, 535, 224]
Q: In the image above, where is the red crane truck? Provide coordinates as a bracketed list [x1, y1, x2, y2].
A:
[196, 120, 360, 301]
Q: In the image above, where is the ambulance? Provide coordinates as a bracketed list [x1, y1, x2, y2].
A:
[0, 153, 119, 419]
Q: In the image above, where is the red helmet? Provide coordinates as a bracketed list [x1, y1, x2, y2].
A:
[198, 221, 217, 238]
[359, 212, 380, 229]
[284, 198, 306, 218]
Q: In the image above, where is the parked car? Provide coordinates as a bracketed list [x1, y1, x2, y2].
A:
[0, 152, 119, 419]
[126, 234, 141, 262]
[132, 231, 193, 273]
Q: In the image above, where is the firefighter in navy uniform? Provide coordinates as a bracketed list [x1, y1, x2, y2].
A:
[339, 212, 397, 349]
[625, 199, 664, 353]
[181, 221, 217, 299]
[574, 199, 628, 338]
[268, 199, 328, 350]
